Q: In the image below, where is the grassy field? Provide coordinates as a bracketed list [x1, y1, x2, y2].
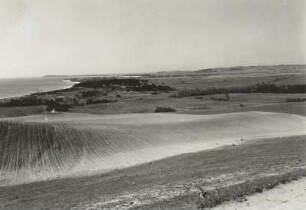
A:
[0, 105, 46, 118]
[69, 92, 306, 116]
[0, 64, 305, 118]
[66, 67, 306, 116]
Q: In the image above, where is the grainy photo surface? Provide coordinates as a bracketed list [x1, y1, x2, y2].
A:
[0, 0, 305, 209]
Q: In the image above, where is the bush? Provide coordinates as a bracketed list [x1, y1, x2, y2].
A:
[210, 93, 230, 101]
[46, 101, 71, 112]
[86, 99, 117, 104]
[286, 98, 306, 102]
[154, 107, 176, 112]
[80, 90, 100, 98]
[126, 84, 174, 92]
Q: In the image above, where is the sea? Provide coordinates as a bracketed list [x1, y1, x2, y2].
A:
[0, 77, 77, 99]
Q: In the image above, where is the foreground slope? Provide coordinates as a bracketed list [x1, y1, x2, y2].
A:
[212, 177, 306, 210]
[0, 111, 305, 186]
[0, 135, 305, 209]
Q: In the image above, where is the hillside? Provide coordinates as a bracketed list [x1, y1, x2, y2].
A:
[0, 111, 305, 186]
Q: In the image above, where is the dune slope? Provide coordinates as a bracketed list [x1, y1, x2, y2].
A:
[0, 111, 305, 186]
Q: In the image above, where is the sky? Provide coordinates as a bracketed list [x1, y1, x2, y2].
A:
[0, 0, 305, 78]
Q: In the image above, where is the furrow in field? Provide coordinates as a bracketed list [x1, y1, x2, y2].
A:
[0, 111, 305, 186]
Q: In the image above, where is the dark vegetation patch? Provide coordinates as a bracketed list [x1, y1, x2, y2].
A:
[73, 78, 174, 92]
[171, 83, 306, 98]
[86, 99, 117, 105]
[74, 78, 142, 88]
[0, 96, 43, 107]
[154, 107, 176, 112]
[80, 90, 100, 98]
[46, 101, 71, 112]
[286, 97, 306, 102]
[0, 97, 72, 112]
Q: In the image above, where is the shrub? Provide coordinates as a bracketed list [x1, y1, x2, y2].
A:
[86, 99, 117, 104]
[46, 101, 71, 112]
[80, 90, 100, 98]
[127, 84, 174, 92]
[286, 98, 306, 102]
[154, 107, 176, 112]
[211, 93, 230, 101]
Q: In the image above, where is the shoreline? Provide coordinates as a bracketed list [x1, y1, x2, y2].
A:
[0, 79, 78, 100]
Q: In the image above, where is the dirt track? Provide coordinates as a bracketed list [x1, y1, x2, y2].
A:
[211, 177, 306, 210]
[0, 111, 305, 186]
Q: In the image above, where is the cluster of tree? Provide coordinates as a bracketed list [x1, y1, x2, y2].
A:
[74, 78, 143, 89]
[80, 90, 100, 98]
[171, 83, 306, 98]
[74, 78, 174, 92]
[0, 95, 75, 112]
[255, 83, 306, 93]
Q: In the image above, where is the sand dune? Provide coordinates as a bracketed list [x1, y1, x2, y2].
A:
[0, 111, 305, 186]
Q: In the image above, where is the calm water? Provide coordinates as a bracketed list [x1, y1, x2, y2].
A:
[0, 77, 76, 99]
